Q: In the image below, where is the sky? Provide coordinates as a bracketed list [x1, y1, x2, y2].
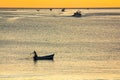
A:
[0, 0, 120, 8]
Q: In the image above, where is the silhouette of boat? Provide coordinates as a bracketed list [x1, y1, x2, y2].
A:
[49, 8, 52, 11]
[32, 51, 54, 61]
[36, 9, 40, 11]
[61, 8, 65, 12]
[72, 11, 82, 17]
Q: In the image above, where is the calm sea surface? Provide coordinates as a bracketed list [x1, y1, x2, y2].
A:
[0, 9, 120, 80]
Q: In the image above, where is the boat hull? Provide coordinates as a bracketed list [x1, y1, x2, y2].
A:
[33, 54, 54, 61]
[72, 15, 81, 17]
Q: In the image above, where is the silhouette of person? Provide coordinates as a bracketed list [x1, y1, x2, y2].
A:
[33, 51, 38, 57]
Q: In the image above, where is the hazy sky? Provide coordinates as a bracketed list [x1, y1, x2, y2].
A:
[0, 0, 120, 8]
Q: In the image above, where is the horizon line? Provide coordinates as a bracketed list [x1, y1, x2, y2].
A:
[0, 7, 120, 9]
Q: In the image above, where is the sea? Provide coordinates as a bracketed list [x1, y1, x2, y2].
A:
[0, 8, 120, 80]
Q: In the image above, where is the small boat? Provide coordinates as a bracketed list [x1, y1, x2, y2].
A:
[36, 9, 40, 12]
[72, 11, 82, 17]
[32, 51, 54, 61]
[61, 8, 65, 12]
[49, 8, 52, 11]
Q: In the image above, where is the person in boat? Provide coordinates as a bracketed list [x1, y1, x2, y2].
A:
[76, 10, 81, 14]
[73, 10, 81, 17]
[33, 51, 38, 58]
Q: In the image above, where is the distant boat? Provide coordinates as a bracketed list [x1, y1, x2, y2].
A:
[36, 9, 40, 11]
[72, 11, 82, 17]
[32, 51, 54, 61]
[61, 8, 65, 12]
[49, 8, 52, 11]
